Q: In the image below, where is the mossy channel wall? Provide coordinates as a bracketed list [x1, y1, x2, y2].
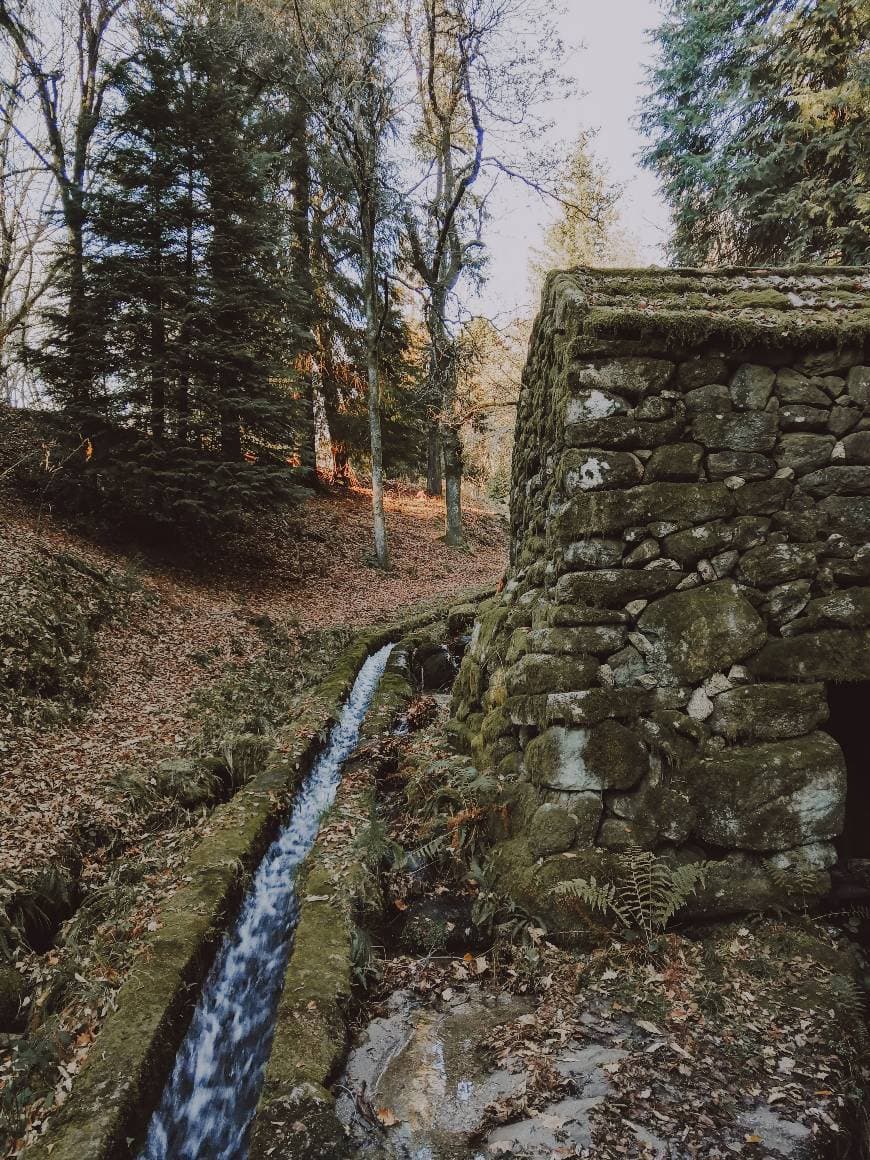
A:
[450, 266, 870, 923]
[23, 596, 485, 1160]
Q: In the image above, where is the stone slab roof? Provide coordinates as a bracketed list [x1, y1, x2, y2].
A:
[545, 266, 870, 356]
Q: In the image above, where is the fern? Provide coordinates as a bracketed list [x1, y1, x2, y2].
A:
[553, 848, 707, 940]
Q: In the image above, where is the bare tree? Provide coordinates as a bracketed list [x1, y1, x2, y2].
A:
[402, 0, 569, 547]
[0, 52, 56, 402]
[0, 0, 129, 411]
[290, 0, 400, 570]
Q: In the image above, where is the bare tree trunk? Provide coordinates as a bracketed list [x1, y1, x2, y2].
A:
[288, 95, 318, 485]
[366, 302, 389, 569]
[426, 422, 442, 496]
[442, 426, 464, 546]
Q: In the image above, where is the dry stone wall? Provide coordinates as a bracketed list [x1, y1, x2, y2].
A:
[451, 267, 870, 923]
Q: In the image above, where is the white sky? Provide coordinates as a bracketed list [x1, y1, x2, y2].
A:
[468, 0, 671, 321]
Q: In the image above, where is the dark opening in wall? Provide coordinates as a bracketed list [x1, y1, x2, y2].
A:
[826, 682, 870, 861]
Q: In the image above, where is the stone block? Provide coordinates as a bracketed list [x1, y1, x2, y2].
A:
[552, 483, 733, 538]
[799, 466, 870, 496]
[677, 356, 730, 391]
[662, 521, 734, 568]
[841, 431, 870, 464]
[568, 356, 675, 399]
[780, 405, 829, 431]
[818, 495, 870, 539]
[554, 569, 684, 608]
[527, 625, 628, 656]
[644, 442, 704, 481]
[730, 364, 776, 410]
[566, 389, 629, 424]
[775, 370, 830, 407]
[709, 683, 828, 741]
[786, 587, 870, 632]
[561, 539, 624, 569]
[684, 383, 731, 416]
[846, 365, 870, 407]
[690, 411, 778, 452]
[546, 687, 649, 727]
[706, 451, 774, 480]
[637, 580, 767, 684]
[828, 403, 862, 436]
[737, 542, 819, 587]
[752, 629, 870, 681]
[559, 449, 643, 494]
[528, 803, 582, 857]
[682, 733, 845, 852]
[565, 414, 684, 450]
[505, 653, 600, 696]
[775, 433, 835, 475]
[733, 477, 793, 515]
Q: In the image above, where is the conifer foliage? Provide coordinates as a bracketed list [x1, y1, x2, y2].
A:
[642, 0, 870, 267]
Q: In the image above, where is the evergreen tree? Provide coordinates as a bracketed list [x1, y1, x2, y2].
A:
[641, 0, 870, 266]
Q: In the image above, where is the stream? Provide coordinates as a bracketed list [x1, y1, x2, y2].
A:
[139, 643, 395, 1160]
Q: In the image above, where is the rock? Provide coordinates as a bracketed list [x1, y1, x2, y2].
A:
[525, 719, 647, 792]
[796, 346, 862, 375]
[683, 732, 846, 851]
[606, 644, 646, 688]
[505, 653, 600, 696]
[752, 629, 870, 681]
[684, 383, 731, 415]
[662, 521, 734, 568]
[817, 495, 870, 539]
[527, 625, 628, 656]
[846, 364, 870, 407]
[780, 404, 829, 431]
[610, 781, 695, 844]
[828, 403, 862, 436]
[730, 363, 776, 410]
[738, 543, 819, 587]
[736, 1107, 811, 1157]
[545, 688, 649, 728]
[447, 603, 479, 635]
[568, 356, 675, 398]
[709, 683, 828, 741]
[690, 411, 779, 452]
[637, 581, 767, 684]
[706, 450, 773, 480]
[775, 433, 835, 475]
[733, 477, 793, 515]
[762, 580, 812, 627]
[554, 569, 683, 609]
[775, 369, 831, 406]
[800, 465, 870, 496]
[414, 643, 458, 691]
[687, 687, 714, 720]
[485, 1095, 604, 1155]
[785, 587, 870, 632]
[552, 483, 734, 538]
[841, 431, 870, 464]
[559, 449, 643, 493]
[677, 356, 730, 391]
[561, 538, 624, 569]
[156, 758, 220, 808]
[643, 442, 703, 481]
[528, 804, 581, 857]
[624, 538, 660, 567]
[0, 967, 27, 1032]
[635, 395, 675, 421]
[566, 388, 628, 423]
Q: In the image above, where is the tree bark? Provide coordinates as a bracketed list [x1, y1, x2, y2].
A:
[426, 422, 442, 496]
[363, 211, 389, 569]
[288, 96, 318, 485]
[442, 425, 464, 546]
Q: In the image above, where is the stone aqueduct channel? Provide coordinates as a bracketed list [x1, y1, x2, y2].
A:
[450, 265, 870, 925]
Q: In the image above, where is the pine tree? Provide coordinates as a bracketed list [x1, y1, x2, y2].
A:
[641, 0, 870, 266]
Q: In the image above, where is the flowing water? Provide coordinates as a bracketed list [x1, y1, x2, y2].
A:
[140, 643, 394, 1160]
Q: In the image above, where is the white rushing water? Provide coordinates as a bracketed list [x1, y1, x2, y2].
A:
[140, 643, 394, 1160]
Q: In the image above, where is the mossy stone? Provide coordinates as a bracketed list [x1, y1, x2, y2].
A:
[737, 543, 819, 588]
[681, 732, 846, 851]
[567, 356, 675, 398]
[644, 442, 704, 482]
[709, 683, 828, 742]
[528, 803, 581, 857]
[690, 411, 778, 452]
[776, 433, 835, 475]
[638, 581, 767, 684]
[734, 477, 794, 515]
[583, 719, 648, 791]
[751, 629, 870, 681]
[554, 569, 683, 609]
[505, 654, 600, 697]
[552, 483, 734, 538]
[559, 449, 643, 494]
[527, 625, 627, 656]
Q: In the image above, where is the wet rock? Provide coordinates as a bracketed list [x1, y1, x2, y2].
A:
[637, 581, 767, 684]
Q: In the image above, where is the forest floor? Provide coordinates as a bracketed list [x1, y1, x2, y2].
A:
[0, 478, 507, 880]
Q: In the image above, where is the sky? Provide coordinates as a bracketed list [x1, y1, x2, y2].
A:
[469, 0, 671, 321]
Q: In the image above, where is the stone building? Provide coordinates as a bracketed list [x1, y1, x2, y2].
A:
[451, 267, 870, 923]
